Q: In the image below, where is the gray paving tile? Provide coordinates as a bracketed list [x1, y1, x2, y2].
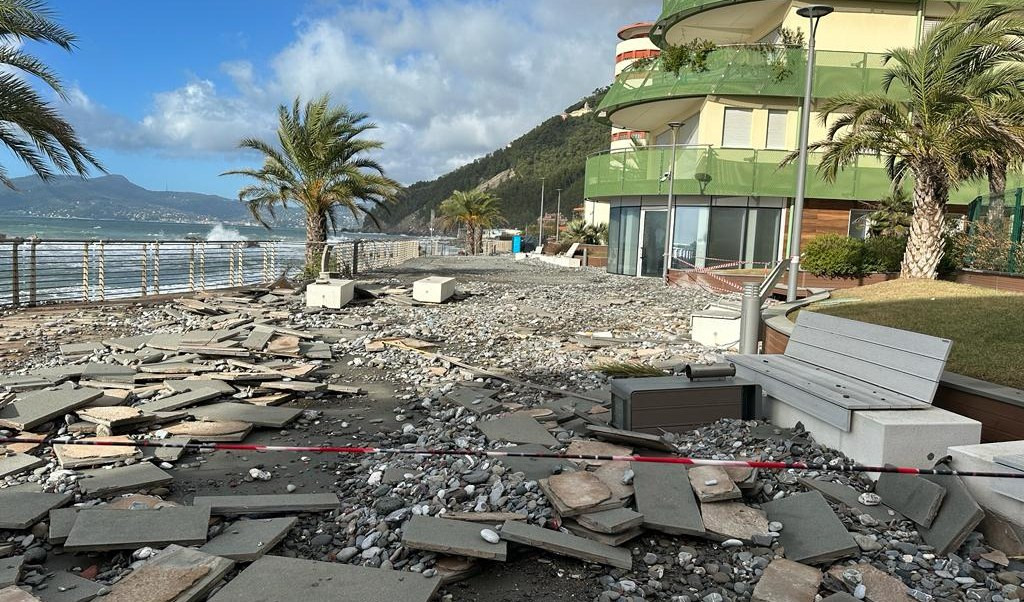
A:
[0, 492, 73, 530]
[476, 414, 558, 447]
[200, 517, 297, 561]
[762, 491, 858, 564]
[192, 493, 340, 516]
[875, 471, 946, 527]
[77, 463, 174, 498]
[576, 507, 644, 535]
[0, 454, 44, 480]
[0, 556, 23, 589]
[631, 462, 705, 537]
[186, 402, 301, 428]
[496, 444, 575, 481]
[63, 507, 211, 551]
[32, 572, 103, 602]
[798, 477, 903, 523]
[919, 467, 986, 556]
[138, 388, 222, 412]
[401, 516, 507, 561]
[0, 388, 103, 431]
[498, 519, 632, 569]
[103, 544, 233, 602]
[207, 556, 441, 602]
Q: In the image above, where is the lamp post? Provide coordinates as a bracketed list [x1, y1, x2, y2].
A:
[538, 178, 546, 248]
[662, 121, 682, 283]
[555, 188, 562, 242]
[786, 4, 834, 302]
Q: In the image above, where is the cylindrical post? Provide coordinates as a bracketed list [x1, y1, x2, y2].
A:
[583, 247, 589, 267]
[140, 242, 148, 297]
[153, 241, 160, 295]
[10, 238, 21, 308]
[740, 282, 761, 354]
[351, 240, 360, 275]
[663, 122, 682, 283]
[82, 242, 90, 302]
[28, 237, 38, 307]
[555, 188, 562, 243]
[97, 241, 105, 301]
[538, 178, 545, 249]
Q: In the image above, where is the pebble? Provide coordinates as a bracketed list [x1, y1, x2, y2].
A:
[480, 529, 500, 544]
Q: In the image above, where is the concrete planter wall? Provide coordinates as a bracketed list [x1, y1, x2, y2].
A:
[669, 269, 899, 295]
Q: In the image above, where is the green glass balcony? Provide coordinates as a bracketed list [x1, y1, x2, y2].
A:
[584, 146, 988, 204]
[598, 46, 890, 128]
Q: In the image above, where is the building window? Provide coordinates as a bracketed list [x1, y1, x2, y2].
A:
[668, 201, 782, 270]
[849, 209, 873, 239]
[607, 206, 641, 276]
[671, 206, 709, 269]
[921, 17, 943, 42]
[765, 110, 788, 150]
[722, 108, 753, 148]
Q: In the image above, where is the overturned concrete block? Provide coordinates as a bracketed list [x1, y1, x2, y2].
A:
[63, 506, 211, 551]
[412, 276, 456, 303]
[498, 519, 632, 569]
[200, 517, 297, 562]
[306, 279, 355, 309]
[0, 491, 73, 530]
[192, 493, 340, 516]
[632, 462, 705, 537]
[752, 559, 822, 602]
[402, 516, 507, 561]
[103, 544, 233, 602]
[762, 491, 858, 564]
[208, 556, 440, 602]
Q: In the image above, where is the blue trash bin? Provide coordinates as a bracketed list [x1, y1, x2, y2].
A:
[512, 235, 522, 253]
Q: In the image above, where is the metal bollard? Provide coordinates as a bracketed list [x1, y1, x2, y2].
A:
[739, 282, 761, 354]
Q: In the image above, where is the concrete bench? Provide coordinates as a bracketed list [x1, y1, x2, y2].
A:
[730, 311, 952, 431]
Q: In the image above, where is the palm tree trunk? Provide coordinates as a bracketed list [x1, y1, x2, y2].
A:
[901, 168, 948, 279]
[305, 212, 328, 273]
[464, 223, 475, 255]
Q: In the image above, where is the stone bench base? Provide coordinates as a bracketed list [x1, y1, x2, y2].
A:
[948, 441, 1024, 529]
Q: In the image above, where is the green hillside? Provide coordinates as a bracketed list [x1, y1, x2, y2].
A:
[369, 89, 610, 233]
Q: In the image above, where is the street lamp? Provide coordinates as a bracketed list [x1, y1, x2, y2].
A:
[537, 178, 546, 248]
[786, 4, 834, 302]
[662, 121, 682, 283]
[555, 188, 562, 242]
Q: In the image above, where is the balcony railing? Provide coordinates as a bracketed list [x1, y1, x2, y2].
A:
[598, 46, 891, 126]
[584, 146, 990, 203]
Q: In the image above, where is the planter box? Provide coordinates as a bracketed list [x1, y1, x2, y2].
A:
[610, 376, 759, 434]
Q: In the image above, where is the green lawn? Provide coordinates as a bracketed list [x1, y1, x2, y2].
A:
[804, 279, 1024, 389]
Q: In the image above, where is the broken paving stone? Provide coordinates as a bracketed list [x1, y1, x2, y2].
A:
[103, 544, 234, 602]
[207, 555, 441, 602]
[0, 453, 44, 480]
[562, 520, 643, 546]
[918, 466, 986, 556]
[687, 466, 742, 502]
[762, 491, 858, 565]
[576, 507, 644, 535]
[476, 414, 558, 447]
[139, 388, 223, 413]
[185, 402, 302, 428]
[444, 387, 501, 415]
[77, 462, 174, 498]
[192, 493, 340, 516]
[0, 491, 73, 530]
[63, 506, 211, 551]
[0, 388, 103, 431]
[752, 559, 823, 602]
[874, 471, 946, 528]
[498, 519, 632, 569]
[565, 440, 632, 468]
[496, 444, 575, 481]
[53, 436, 141, 469]
[79, 363, 136, 383]
[546, 472, 611, 514]
[163, 420, 252, 441]
[583, 423, 676, 453]
[827, 563, 913, 602]
[401, 516, 507, 561]
[798, 477, 903, 524]
[47, 508, 81, 545]
[631, 462, 705, 537]
[591, 461, 634, 504]
[700, 502, 771, 543]
[0, 588, 40, 602]
[32, 572, 104, 602]
[440, 512, 525, 523]
[200, 517, 297, 562]
[0, 556, 23, 589]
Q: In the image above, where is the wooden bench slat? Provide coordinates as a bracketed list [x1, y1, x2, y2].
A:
[796, 311, 951, 360]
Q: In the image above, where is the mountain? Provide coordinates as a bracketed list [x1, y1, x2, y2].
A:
[0, 174, 306, 226]
[368, 89, 610, 233]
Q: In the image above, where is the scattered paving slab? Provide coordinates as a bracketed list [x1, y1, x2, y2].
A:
[0, 588, 41, 602]
[0, 388, 103, 431]
[498, 519, 632, 569]
[762, 491, 858, 565]
[47, 508, 81, 545]
[822, 595, 861, 602]
[143, 436, 192, 463]
[827, 563, 913, 602]
[63, 506, 211, 551]
[919, 467, 986, 556]
[401, 516, 507, 561]
[0, 453, 44, 480]
[185, 402, 302, 428]
[631, 462, 705, 537]
[77, 463, 174, 498]
[576, 507, 644, 534]
[32, 572, 104, 602]
[875, 471, 946, 528]
[701, 502, 771, 543]
[476, 414, 558, 447]
[192, 493, 340, 516]
[798, 477, 903, 523]
[444, 387, 501, 415]
[583, 423, 676, 452]
[163, 420, 252, 441]
[200, 517, 297, 561]
[0, 556, 23, 589]
[688, 466, 742, 502]
[139, 389, 223, 412]
[496, 444, 575, 481]
[565, 440, 632, 468]
[207, 555, 441, 602]
[544, 472, 612, 516]
[104, 544, 234, 602]
[751, 559, 823, 602]
[591, 461, 634, 504]
[0, 491, 73, 529]
[164, 380, 236, 395]
[53, 436, 140, 469]
[79, 364, 136, 383]
[440, 512, 525, 523]
[59, 342, 105, 357]
[563, 520, 643, 546]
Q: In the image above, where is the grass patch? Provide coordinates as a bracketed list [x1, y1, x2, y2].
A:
[805, 279, 1024, 389]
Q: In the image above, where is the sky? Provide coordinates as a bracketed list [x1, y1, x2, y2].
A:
[7, 0, 661, 198]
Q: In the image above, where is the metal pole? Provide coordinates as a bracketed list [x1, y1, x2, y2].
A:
[555, 188, 562, 243]
[538, 178, 545, 249]
[740, 282, 761, 354]
[787, 7, 832, 301]
[663, 122, 682, 283]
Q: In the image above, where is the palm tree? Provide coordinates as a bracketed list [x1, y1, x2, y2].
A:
[865, 188, 913, 238]
[223, 95, 400, 267]
[0, 0, 102, 186]
[806, 0, 1024, 279]
[438, 189, 504, 254]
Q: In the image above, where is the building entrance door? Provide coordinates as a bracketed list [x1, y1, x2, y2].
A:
[637, 209, 667, 277]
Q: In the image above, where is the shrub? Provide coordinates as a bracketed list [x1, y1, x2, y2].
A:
[863, 236, 907, 273]
[802, 233, 866, 277]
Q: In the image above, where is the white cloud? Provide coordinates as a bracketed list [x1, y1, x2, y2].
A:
[65, 0, 660, 184]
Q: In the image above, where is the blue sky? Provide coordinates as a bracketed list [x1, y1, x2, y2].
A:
[7, 0, 660, 198]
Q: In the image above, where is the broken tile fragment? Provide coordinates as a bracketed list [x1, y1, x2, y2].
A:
[752, 559, 822, 602]
[762, 491, 858, 565]
[631, 462, 705, 537]
[875, 471, 945, 528]
[688, 465, 741, 502]
[401, 516, 507, 561]
[498, 519, 632, 569]
[200, 517, 297, 561]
